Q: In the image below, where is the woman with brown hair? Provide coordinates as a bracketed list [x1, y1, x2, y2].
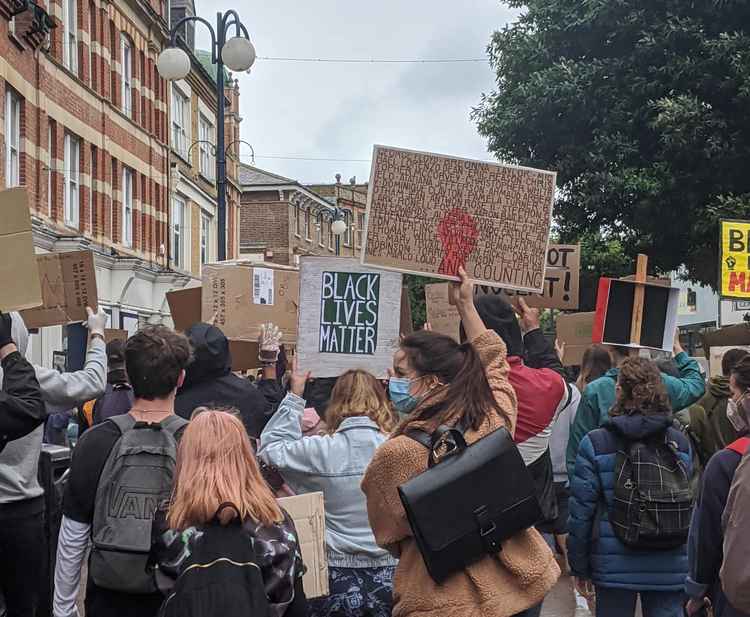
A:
[361, 268, 560, 617]
[259, 367, 398, 617]
[568, 356, 693, 617]
[152, 410, 307, 617]
[576, 345, 613, 392]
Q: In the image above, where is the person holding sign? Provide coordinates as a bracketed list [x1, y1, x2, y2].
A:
[259, 368, 399, 617]
[362, 268, 559, 617]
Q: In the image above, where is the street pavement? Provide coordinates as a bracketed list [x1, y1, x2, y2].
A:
[541, 575, 577, 617]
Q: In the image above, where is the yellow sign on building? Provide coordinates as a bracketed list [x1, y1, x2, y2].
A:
[720, 220, 750, 299]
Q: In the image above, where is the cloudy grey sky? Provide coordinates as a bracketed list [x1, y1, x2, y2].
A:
[193, 1, 519, 184]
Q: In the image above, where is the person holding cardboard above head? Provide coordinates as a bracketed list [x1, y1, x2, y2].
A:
[566, 337, 705, 479]
[362, 268, 559, 617]
[0, 307, 106, 617]
[259, 367, 398, 617]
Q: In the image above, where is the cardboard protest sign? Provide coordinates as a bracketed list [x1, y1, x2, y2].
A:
[592, 278, 679, 352]
[166, 286, 202, 332]
[201, 262, 299, 343]
[362, 145, 556, 291]
[556, 312, 595, 366]
[425, 283, 461, 342]
[21, 250, 98, 329]
[277, 492, 328, 599]
[708, 345, 750, 378]
[702, 323, 750, 358]
[104, 329, 128, 343]
[476, 244, 580, 310]
[297, 257, 402, 377]
[720, 219, 750, 299]
[0, 188, 43, 312]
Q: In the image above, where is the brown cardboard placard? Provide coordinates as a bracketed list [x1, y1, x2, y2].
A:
[104, 329, 128, 344]
[476, 244, 580, 310]
[0, 188, 43, 313]
[702, 323, 750, 358]
[425, 282, 461, 342]
[20, 250, 98, 329]
[362, 145, 556, 291]
[277, 492, 328, 599]
[556, 312, 596, 366]
[166, 286, 202, 332]
[201, 262, 299, 343]
[228, 340, 260, 372]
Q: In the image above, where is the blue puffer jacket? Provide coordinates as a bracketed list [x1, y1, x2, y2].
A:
[568, 413, 692, 591]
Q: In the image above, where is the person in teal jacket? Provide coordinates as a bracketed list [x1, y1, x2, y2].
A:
[566, 337, 705, 478]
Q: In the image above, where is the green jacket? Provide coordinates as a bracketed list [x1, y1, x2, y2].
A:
[566, 351, 705, 478]
[682, 376, 741, 466]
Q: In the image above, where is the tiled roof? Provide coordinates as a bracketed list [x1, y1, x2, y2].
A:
[239, 163, 297, 187]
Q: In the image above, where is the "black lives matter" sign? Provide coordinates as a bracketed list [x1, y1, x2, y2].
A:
[319, 271, 380, 354]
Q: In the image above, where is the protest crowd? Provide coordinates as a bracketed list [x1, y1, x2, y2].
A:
[2, 258, 750, 617]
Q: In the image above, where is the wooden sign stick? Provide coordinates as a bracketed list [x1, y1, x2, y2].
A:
[629, 254, 649, 345]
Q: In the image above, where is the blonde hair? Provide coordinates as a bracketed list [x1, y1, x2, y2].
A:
[168, 411, 283, 530]
[325, 369, 396, 434]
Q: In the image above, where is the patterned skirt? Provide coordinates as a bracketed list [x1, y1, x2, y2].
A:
[308, 566, 396, 617]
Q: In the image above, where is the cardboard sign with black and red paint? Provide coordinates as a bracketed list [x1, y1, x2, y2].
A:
[476, 244, 580, 310]
[361, 145, 556, 292]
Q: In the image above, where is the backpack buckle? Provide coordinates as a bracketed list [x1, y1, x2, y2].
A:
[474, 505, 502, 554]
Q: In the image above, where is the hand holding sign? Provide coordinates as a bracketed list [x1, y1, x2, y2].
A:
[515, 297, 541, 334]
[448, 266, 475, 311]
[258, 322, 282, 365]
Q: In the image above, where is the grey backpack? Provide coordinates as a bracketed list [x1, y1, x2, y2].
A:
[89, 414, 187, 593]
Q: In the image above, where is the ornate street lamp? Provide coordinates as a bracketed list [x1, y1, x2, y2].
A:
[157, 11, 256, 261]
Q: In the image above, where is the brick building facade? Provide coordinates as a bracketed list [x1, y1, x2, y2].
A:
[0, 0, 240, 367]
[240, 165, 369, 265]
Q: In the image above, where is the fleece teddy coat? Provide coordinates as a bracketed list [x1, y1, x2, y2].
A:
[362, 330, 560, 617]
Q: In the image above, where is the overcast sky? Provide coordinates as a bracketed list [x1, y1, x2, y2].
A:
[193, 1, 518, 184]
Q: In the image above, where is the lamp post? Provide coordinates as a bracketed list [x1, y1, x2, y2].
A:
[292, 194, 347, 256]
[157, 11, 255, 262]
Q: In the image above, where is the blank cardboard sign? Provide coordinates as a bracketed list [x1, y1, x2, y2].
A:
[556, 312, 596, 366]
[277, 492, 328, 599]
[166, 286, 202, 332]
[593, 278, 680, 351]
[21, 250, 98, 329]
[0, 188, 42, 313]
[425, 283, 461, 342]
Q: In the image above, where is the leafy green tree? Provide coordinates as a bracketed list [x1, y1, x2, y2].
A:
[474, 0, 750, 288]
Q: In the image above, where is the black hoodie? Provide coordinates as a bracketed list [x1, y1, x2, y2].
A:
[174, 323, 279, 438]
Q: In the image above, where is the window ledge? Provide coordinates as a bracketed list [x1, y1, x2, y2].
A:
[8, 31, 26, 51]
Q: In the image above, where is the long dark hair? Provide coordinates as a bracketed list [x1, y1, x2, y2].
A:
[610, 357, 671, 417]
[576, 344, 612, 391]
[394, 330, 508, 433]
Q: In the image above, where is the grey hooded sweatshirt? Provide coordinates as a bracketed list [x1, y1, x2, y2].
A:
[0, 313, 106, 504]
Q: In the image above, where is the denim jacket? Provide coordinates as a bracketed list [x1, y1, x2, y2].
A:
[259, 393, 397, 569]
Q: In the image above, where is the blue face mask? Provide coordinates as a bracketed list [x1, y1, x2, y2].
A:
[389, 377, 422, 416]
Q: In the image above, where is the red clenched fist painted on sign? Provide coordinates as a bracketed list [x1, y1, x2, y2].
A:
[361, 145, 555, 292]
[437, 208, 479, 276]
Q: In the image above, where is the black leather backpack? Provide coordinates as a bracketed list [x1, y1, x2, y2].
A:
[398, 425, 542, 583]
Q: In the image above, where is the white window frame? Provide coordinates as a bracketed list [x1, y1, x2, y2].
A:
[198, 115, 215, 180]
[200, 212, 210, 265]
[294, 203, 301, 237]
[172, 195, 185, 269]
[64, 0, 78, 73]
[121, 34, 132, 117]
[47, 123, 52, 214]
[63, 133, 80, 227]
[342, 209, 352, 247]
[317, 213, 324, 247]
[328, 219, 334, 250]
[357, 212, 366, 248]
[304, 208, 311, 241]
[122, 167, 133, 247]
[171, 86, 188, 158]
[5, 90, 21, 188]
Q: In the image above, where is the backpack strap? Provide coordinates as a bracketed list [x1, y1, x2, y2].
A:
[726, 437, 750, 455]
[160, 414, 189, 436]
[109, 413, 137, 435]
[405, 428, 432, 449]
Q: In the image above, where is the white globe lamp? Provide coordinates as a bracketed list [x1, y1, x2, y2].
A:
[157, 47, 191, 80]
[222, 37, 256, 72]
[331, 218, 347, 236]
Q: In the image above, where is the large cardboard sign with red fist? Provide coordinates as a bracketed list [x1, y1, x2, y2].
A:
[361, 145, 556, 292]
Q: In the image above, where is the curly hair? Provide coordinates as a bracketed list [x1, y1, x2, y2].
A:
[610, 356, 672, 417]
